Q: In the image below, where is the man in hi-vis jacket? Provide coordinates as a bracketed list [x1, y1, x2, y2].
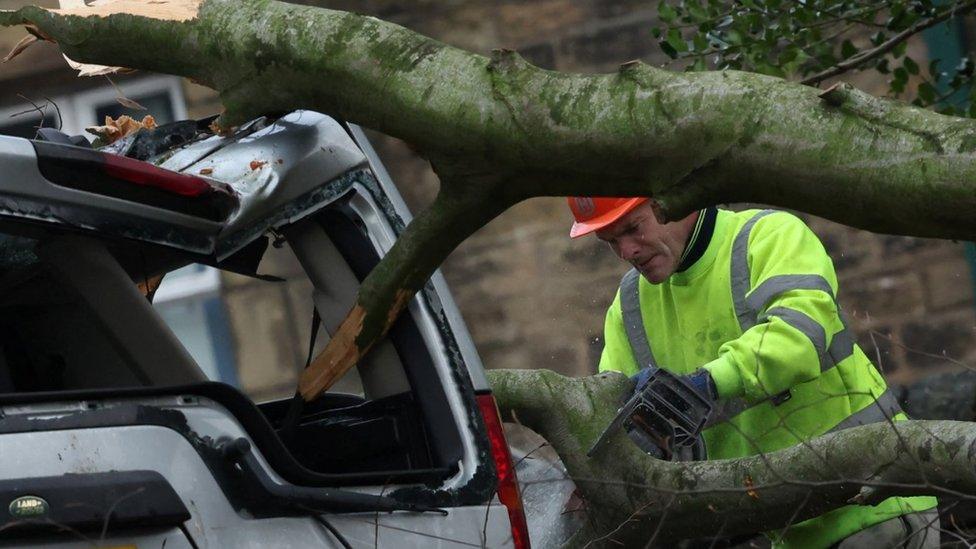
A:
[568, 196, 938, 548]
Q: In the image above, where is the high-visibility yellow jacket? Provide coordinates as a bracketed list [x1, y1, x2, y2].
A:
[598, 208, 936, 548]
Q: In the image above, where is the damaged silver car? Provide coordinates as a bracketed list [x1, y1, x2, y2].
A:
[0, 111, 532, 548]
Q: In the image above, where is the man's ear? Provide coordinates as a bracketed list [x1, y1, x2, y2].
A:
[648, 199, 667, 224]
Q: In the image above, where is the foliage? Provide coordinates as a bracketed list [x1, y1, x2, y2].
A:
[655, 0, 976, 115]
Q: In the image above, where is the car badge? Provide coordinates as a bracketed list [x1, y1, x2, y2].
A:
[9, 495, 48, 518]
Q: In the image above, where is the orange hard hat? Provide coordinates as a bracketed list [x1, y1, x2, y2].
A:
[567, 196, 649, 239]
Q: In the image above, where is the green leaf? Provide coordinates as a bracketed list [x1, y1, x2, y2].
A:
[658, 2, 678, 24]
[693, 33, 709, 51]
[904, 57, 919, 75]
[917, 82, 936, 104]
[841, 40, 857, 59]
[687, 3, 710, 23]
[779, 46, 798, 64]
[666, 28, 689, 54]
[893, 67, 909, 83]
[892, 42, 908, 58]
[890, 78, 906, 94]
[660, 39, 679, 59]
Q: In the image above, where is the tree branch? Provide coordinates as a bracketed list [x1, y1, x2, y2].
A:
[801, 0, 976, 86]
[298, 173, 516, 400]
[489, 368, 976, 546]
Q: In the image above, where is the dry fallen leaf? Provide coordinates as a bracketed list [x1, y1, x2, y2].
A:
[63, 54, 128, 77]
[744, 475, 759, 500]
[3, 34, 38, 63]
[209, 119, 235, 136]
[116, 96, 147, 110]
[137, 273, 165, 298]
[199, 168, 214, 175]
[85, 114, 157, 145]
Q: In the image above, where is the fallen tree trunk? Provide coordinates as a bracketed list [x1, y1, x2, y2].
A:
[489, 368, 976, 546]
[5, 0, 976, 399]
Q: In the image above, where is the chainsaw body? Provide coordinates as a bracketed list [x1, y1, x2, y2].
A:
[588, 368, 713, 461]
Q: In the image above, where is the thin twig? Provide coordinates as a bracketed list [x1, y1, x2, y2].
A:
[802, 0, 976, 85]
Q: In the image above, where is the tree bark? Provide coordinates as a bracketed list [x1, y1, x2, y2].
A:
[490, 368, 973, 546]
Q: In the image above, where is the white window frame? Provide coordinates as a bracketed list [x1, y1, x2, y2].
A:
[153, 265, 222, 303]
[0, 75, 187, 137]
[65, 75, 188, 135]
[0, 94, 71, 135]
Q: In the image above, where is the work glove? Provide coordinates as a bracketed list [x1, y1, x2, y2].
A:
[630, 368, 718, 402]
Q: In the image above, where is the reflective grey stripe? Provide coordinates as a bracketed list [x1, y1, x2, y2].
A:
[731, 210, 777, 331]
[745, 274, 834, 319]
[828, 326, 855, 364]
[827, 389, 903, 433]
[620, 269, 658, 369]
[706, 388, 903, 431]
[762, 306, 831, 372]
[747, 274, 856, 366]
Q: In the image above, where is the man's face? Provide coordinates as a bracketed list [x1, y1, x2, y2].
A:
[595, 202, 694, 284]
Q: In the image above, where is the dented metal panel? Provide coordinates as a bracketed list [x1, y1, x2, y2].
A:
[162, 110, 368, 259]
[0, 111, 366, 258]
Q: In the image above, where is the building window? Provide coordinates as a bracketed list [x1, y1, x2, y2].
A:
[154, 265, 239, 385]
[0, 75, 187, 139]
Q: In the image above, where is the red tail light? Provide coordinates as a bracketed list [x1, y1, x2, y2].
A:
[101, 152, 212, 196]
[476, 392, 530, 549]
[31, 141, 237, 222]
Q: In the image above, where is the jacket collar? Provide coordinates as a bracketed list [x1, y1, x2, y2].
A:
[676, 207, 717, 274]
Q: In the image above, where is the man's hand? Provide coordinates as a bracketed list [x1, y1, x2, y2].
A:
[684, 369, 718, 401]
[630, 368, 718, 402]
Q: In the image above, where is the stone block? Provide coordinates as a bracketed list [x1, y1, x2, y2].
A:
[923, 254, 974, 311]
[901, 312, 976, 372]
[810, 221, 877, 274]
[841, 271, 925, 320]
[497, 1, 585, 45]
[224, 283, 302, 396]
[519, 43, 557, 70]
[589, 0, 654, 18]
[558, 19, 657, 70]
[180, 79, 218, 107]
[854, 325, 899, 374]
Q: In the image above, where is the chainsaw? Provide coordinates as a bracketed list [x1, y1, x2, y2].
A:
[587, 368, 712, 461]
